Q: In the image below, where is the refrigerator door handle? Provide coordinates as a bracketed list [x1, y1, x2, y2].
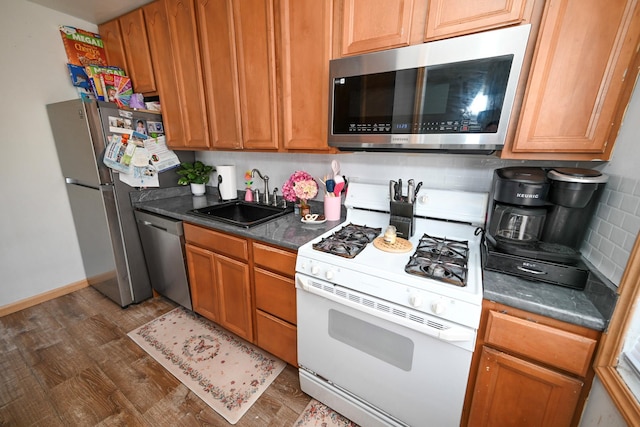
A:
[66, 177, 113, 192]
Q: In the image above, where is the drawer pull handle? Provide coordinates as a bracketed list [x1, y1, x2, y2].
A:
[516, 266, 547, 275]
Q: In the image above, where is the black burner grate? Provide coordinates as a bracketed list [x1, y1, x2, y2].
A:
[405, 233, 469, 287]
[312, 223, 382, 259]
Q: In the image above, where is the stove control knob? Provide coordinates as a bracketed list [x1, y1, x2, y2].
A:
[431, 301, 446, 315]
[325, 270, 335, 280]
[409, 294, 423, 308]
[311, 265, 320, 276]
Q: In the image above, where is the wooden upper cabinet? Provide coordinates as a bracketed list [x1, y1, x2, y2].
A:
[278, 0, 333, 150]
[119, 9, 157, 94]
[338, 0, 416, 55]
[334, 0, 532, 56]
[99, 19, 128, 71]
[99, 10, 157, 95]
[197, 0, 242, 149]
[197, 0, 278, 150]
[425, 0, 535, 41]
[162, 0, 211, 150]
[143, 0, 185, 147]
[233, 0, 279, 150]
[503, 0, 640, 160]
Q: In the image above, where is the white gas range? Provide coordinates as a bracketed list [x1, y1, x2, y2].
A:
[295, 180, 488, 427]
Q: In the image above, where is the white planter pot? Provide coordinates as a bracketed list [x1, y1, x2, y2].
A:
[190, 183, 206, 196]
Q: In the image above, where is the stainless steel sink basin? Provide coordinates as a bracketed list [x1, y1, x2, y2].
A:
[188, 201, 294, 228]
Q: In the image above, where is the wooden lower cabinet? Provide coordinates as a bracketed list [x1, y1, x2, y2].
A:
[184, 223, 253, 341]
[469, 346, 583, 427]
[463, 300, 601, 427]
[253, 242, 298, 366]
[184, 224, 298, 365]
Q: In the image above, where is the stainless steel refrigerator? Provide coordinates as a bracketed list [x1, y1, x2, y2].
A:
[47, 98, 192, 307]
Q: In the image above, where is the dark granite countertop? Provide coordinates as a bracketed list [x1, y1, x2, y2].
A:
[131, 187, 344, 251]
[483, 270, 612, 331]
[132, 187, 615, 332]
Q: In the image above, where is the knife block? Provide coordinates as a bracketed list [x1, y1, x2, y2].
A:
[390, 201, 416, 238]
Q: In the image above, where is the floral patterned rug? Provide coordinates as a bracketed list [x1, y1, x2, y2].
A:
[294, 399, 360, 427]
[127, 307, 286, 424]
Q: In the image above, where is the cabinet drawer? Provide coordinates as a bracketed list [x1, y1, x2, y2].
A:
[484, 310, 597, 377]
[256, 310, 297, 366]
[184, 223, 248, 260]
[253, 242, 296, 277]
[255, 268, 296, 324]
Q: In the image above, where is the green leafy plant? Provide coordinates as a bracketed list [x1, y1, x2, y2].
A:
[177, 161, 215, 185]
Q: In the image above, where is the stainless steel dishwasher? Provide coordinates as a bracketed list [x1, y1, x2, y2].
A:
[134, 210, 192, 310]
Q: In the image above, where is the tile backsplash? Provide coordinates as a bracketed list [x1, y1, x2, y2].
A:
[198, 150, 625, 280]
[581, 173, 640, 286]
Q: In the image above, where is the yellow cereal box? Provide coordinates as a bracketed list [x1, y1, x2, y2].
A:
[59, 25, 108, 67]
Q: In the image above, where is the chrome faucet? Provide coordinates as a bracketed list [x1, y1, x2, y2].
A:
[251, 169, 269, 204]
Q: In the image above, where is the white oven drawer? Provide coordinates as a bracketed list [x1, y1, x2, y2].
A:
[296, 276, 474, 427]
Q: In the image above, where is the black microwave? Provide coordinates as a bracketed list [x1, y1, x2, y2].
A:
[328, 25, 531, 154]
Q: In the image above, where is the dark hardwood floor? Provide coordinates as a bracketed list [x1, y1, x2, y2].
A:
[0, 287, 311, 426]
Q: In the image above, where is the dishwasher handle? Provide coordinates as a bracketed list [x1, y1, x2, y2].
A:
[134, 210, 184, 236]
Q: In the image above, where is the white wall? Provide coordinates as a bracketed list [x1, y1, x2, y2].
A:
[579, 81, 640, 426]
[0, 0, 97, 306]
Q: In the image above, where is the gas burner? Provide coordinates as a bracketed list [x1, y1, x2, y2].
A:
[405, 234, 469, 287]
[312, 223, 382, 258]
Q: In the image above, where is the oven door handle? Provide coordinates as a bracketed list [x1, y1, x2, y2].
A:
[296, 275, 474, 343]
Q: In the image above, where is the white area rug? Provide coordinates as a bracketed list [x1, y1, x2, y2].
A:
[128, 307, 285, 424]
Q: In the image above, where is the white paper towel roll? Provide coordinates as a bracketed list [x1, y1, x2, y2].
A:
[216, 165, 237, 200]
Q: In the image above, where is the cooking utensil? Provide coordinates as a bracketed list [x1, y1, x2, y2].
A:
[397, 178, 403, 201]
[326, 179, 335, 194]
[331, 159, 341, 178]
[389, 180, 397, 201]
[334, 181, 345, 196]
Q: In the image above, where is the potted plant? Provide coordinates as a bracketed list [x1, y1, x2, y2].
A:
[177, 161, 215, 196]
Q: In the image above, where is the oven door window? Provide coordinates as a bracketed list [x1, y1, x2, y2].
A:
[332, 55, 514, 135]
[329, 309, 414, 371]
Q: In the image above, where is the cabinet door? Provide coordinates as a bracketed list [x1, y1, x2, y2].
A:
[195, 0, 279, 150]
[504, 0, 640, 160]
[164, 0, 211, 149]
[339, 0, 415, 55]
[233, 0, 279, 150]
[144, 1, 186, 147]
[196, 0, 243, 149]
[469, 346, 583, 427]
[425, 0, 534, 41]
[278, 0, 332, 151]
[119, 8, 157, 94]
[185, 243, 219, 322]
[99, 19, 128, 72]
[215, 254, 253, 341]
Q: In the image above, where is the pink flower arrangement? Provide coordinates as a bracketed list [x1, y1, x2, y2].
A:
[282, 171, 318, 206]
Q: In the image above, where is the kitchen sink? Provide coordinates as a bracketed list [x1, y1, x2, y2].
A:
[188, 200, 294, 228]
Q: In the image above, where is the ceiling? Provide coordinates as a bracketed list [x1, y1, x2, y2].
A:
[26, 0, 153, 24]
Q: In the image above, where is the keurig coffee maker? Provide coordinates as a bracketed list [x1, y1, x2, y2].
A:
[485, 167, 608, 289]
